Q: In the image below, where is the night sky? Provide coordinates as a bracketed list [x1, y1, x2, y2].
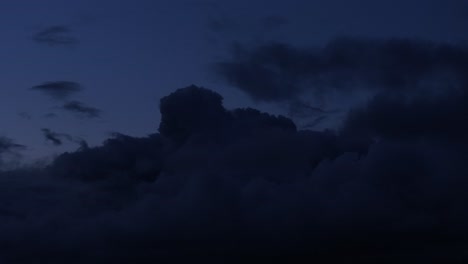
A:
[1, 0, 468, 262]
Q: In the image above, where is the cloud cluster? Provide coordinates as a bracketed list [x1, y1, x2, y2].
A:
[2, 44, 468, 261]
[29, 81, 101, 122]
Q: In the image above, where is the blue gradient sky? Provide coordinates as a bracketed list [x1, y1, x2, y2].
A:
[1, 0, 466, 161]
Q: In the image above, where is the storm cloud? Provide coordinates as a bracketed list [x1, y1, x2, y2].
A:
[0, 83, 467, 262]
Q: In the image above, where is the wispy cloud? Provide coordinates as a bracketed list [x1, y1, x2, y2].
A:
[41, 128, 86, 148]
[31, 81, 82, 100]
[62, 101, 101, 118]
[41, 128, 71, 146]
[32, 25, 78, 46]
[0, 137, 26, 168]
[0, 137, 26, 153]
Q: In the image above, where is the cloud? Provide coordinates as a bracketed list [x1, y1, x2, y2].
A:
[31, 81, 82, 100]
[215, 38, 468, 102]
[32, 25, 78, 46]
[62, 100, 101, 118]
[0, 137, 25, 153]
[0, 84, 467, 262]
[158, 85, 229, 143]
[341, 89, 468, 142]
[0, 137, 26, 169]
[41, 128, 72, 146]
[41, 128, 87, 148]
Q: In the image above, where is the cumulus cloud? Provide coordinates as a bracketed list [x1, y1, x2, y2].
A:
[62, 100, 101, 118]
[0, 82, 467, 262]
[31, 81, 82, 100]
[32, 25, 78, 46]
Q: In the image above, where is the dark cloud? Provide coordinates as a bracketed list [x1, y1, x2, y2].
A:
[41, 128, 72, 146]
[0, 137, 25, 153]
[215, 38, 468, 102]
[0, 137, 26, 169]
[287, 100, 327, 118]
[41, 128, 87, 148]
[31, 81, 82, 100]
[158, 85, 229, 143]
[62, 100, 101, 118]
[341, 90, 468, 142]
[0, 84, 467, 262]
[32, 25, 78, 46]
[301, 115, 327, 129]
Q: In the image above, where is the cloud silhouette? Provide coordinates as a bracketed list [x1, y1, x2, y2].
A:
[32, 25, 78, 46]
[215, 38, 468, 102]
[341, 90, 468, 142]
[41, 128, 70, 146]
[31, 81, 82, 100]
[0, 83, 467, 262]
[0, 137, 25, 153]
[61, 100, 101, 118]
[0, 137, 26, 169]
[41, 128, 88, 148]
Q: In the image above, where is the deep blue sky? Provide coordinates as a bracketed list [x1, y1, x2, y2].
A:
[1, 0, 466, 161]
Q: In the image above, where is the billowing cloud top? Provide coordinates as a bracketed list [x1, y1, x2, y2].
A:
[1, 81, 468, 261]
